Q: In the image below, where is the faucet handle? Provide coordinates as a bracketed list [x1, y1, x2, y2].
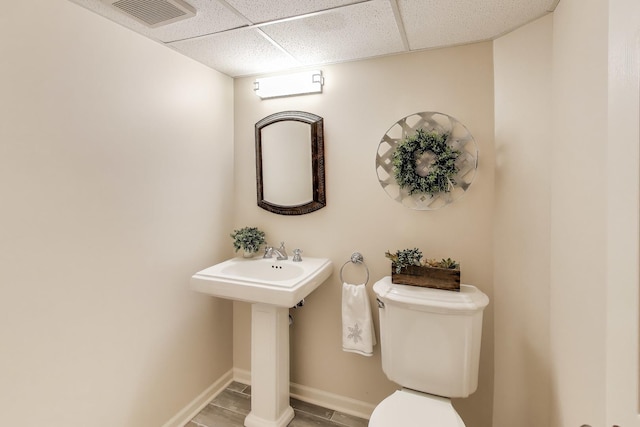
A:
[263, 245, 273, 258]
[292, 249, 303, 262]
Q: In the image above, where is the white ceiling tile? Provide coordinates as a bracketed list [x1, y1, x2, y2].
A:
[225, 0, 364, 23]
[399, 0, 556, 50]
[168, 29, 301, 76]
[69, 0, 248, 42]
[261, 0, 405, 65]
[67, 0, 559, 77]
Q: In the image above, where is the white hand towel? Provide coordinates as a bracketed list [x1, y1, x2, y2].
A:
[342, 282, 376, 356]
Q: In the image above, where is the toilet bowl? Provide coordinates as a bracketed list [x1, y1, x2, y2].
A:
[368, 389, 464, 426]
[371, 277, 488, 427]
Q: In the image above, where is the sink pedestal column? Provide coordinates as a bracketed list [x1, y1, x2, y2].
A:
[244, 303, 294, 427]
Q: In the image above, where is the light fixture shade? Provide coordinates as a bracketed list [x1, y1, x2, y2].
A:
[254, 70, 323, 99]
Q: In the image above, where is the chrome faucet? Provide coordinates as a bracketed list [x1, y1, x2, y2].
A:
[272, 242, 288, 260]
[263, 242, 288, 260]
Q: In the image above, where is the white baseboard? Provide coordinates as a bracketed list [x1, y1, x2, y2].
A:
[233, 368, 374, 420]
[289, 382, 375, 420]
[233, 367, 251, 385]
[162, 369, 234, 427]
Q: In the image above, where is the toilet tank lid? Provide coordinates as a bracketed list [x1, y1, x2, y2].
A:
[373, 276, 489, 314]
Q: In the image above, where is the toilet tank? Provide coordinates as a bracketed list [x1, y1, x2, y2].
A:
[373, 277, 489, 398]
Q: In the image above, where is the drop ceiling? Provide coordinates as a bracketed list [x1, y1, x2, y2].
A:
[68, 0, 559, 77]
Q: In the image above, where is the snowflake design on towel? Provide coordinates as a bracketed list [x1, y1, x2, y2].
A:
[347, 323, 363, 344]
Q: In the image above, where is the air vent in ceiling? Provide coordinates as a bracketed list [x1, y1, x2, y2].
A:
[102, 0, 196, 28]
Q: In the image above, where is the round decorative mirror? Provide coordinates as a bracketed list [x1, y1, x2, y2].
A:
[375, 112, 478, 210]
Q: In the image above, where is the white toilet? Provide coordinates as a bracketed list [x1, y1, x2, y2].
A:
[369, 276, 489, 426]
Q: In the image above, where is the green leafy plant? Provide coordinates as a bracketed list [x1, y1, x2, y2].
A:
[387, 248, 460, 273]
[425, 257, 460, 269]
[230, 226, 266, 253]
[392, 128, 460, 196]
[385, 248, 423, 274]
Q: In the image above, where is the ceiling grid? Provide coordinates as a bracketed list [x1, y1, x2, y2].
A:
[68, 0, 558, 77]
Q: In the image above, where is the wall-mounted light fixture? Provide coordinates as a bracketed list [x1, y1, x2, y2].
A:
[253, 70, 324, 99]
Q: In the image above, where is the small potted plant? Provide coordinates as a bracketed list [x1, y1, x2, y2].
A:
[231, 226, 266, 258]
[385, 248, 460, 291]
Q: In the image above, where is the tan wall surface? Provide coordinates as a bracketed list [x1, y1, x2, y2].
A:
[0, 1, 235, 426]
[550, 0, 609, 425]
[605, 0, 640, 423]
[493, 14, 553, 427]
[233, 43, 495, 426]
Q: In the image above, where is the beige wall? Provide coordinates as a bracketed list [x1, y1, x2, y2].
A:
[605, 0, 640, 424]
[550, 0, 609, 425]
[0, 1, 235, 426]
[493, 14, 553, 427]
[494, 0, 628, 425]
[233, 43, 495, 426]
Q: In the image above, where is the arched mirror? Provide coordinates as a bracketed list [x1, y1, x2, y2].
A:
[255, 111, 326, 215]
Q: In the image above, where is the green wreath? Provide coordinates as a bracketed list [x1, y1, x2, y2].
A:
[392, 128, 460, 196]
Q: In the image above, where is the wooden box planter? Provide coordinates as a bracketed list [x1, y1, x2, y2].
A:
[391, 265, 460, 292]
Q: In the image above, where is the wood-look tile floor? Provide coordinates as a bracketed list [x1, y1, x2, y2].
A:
[186, 382, 369, 427]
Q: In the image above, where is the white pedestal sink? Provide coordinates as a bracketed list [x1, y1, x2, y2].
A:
[191, 256, 333, 427]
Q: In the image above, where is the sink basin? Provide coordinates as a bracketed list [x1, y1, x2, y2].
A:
[190, 256, 333, 307]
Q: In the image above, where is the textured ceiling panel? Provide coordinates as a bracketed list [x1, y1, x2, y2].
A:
[67, 0, 559, 77]
[262, 1, 405, 65]
[69, 0, 248, 42]
[168, 29, 301, 76]
[398, 0, 557, 50]
[225, 0, 365, 23]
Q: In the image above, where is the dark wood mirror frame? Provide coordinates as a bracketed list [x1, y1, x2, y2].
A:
[255, 111, 326, 215]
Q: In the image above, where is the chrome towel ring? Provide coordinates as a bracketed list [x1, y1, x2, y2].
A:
[339, 252, 370, 286]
